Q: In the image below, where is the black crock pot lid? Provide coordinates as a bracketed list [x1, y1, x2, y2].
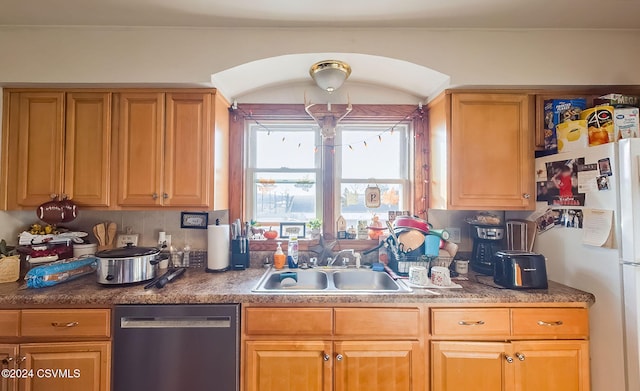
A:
[95, 245, 159, 258]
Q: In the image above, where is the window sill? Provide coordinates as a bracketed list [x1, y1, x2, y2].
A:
[248, 238, 380, 252]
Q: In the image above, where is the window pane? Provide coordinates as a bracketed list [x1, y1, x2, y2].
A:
[254, 172, 317, 222]
[341, 130, 404, 178]
[339, 183, 405, 226]
[255, 128, 316, 169]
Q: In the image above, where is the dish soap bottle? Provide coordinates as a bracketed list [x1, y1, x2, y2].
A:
[274, 242, 286, 270]
[287, 235, 299, 269]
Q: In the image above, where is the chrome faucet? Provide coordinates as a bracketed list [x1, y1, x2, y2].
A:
[328, 249, 355, 267]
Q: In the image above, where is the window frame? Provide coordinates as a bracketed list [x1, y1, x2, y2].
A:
[228, 104, 428, 239]
[245, 121, 323, 223]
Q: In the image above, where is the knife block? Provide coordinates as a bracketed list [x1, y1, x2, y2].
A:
[231, 238, 250, 270]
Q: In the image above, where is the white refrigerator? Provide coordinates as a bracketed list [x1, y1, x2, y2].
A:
[522, 140, 640, 391]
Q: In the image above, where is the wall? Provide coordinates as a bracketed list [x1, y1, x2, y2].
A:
[0, 209, 228, 249]
[0, 27, 639, 93]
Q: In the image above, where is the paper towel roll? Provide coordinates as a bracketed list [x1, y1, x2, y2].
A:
[207, 224, 230, 272]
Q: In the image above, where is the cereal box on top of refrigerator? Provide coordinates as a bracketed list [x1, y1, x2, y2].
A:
[543, 99, 587, 152]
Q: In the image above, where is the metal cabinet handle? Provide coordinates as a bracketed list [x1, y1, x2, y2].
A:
[163, 193, 169, 199]
[336, 354, 343, 361]
[523, 193, 531, 199]
[16, 356, 26, 364]
[458, 320, 485, 326]
[152, 193, 159, 200]
[2, 357, 13, 365]
[323, 353, 330, 362]
[51, 321, 79, 328]
[537, 320, 563, 327]
[515, 352, 526, 361]
[505, 355, 514, 364]
[50, 193, 58, 200]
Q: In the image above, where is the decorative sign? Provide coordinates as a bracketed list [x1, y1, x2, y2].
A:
[365, 185, 381, 208]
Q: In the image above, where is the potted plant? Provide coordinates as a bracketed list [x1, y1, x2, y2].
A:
[307, 218, 322, 239]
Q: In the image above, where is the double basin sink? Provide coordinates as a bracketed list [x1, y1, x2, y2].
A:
[252, 267, 412, 294]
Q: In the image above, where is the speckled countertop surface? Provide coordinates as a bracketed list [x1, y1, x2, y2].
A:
[0, 267, 595, 307]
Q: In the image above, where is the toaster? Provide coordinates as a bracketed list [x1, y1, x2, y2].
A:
[493, 251, 548, 289]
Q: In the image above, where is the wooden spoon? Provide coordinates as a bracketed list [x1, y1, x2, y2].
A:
[93, 223, 106, 247]
[106, 222, 117, 248]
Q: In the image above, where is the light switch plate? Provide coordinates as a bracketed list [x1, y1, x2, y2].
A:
[446, 227, 461, 243]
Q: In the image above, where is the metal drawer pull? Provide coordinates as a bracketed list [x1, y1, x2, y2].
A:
[323, 353, 330, 362]
[51, 321, 79, 328]
[537, 320, 563, 327]
[516, 352, 526, 361]
[504, 355, 514, 364]
[336, 354, 343, 361]
[458, 320, 485, 326]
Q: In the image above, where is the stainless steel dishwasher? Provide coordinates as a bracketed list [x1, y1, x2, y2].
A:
[113, 304, 239, 391]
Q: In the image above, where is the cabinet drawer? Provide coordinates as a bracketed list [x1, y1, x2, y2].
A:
[245, 307, 333, 336]
[0, 310, 20, 337]
[511, 308, 588, 339]
[334, 308, 420, 338]
[21, 309, 110, 338]
[431, 309, 510, 338]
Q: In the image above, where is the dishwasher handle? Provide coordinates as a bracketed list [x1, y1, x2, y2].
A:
[120, 316, 232, 329]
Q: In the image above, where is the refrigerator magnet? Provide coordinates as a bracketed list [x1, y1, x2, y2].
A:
[598, 158, 613, 176]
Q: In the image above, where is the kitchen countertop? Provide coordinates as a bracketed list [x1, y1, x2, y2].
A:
[0, 267, 595, 307]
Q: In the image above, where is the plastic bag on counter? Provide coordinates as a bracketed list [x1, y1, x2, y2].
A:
[24, 257, 98, 289]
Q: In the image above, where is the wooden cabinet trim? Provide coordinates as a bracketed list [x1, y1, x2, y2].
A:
[245, 307, 333, 337]
[20, 309, 110, 339]
[0, 310, 20, 338]
[334, 307, 420, 338]
[511, 308, 589, 339]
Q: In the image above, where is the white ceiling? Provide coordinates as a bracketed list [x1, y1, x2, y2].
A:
[1, 0, 640, 28]
[211, 53, 450, 101]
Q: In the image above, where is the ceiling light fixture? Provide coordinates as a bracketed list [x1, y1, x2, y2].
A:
[309, 60, 352, 93]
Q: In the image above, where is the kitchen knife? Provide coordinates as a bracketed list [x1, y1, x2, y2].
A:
[155, 268, 186, 289]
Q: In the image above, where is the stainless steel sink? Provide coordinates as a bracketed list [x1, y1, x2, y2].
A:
[261, 270, 329, 291]
[252, 267, 412, 294]
[332, 270, 401, 291]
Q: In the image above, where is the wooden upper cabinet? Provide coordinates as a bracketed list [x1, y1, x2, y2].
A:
[116, 92, 165, 207]
[65, 92, 112, 207]
[14, 92, 65, 207]
[428, 92, 535, 210]
[163, 93, 211, 207]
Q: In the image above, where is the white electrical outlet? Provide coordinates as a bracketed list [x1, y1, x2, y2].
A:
[446, 227, 461, 243]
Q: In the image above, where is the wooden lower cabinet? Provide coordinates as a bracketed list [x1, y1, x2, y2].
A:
[432, 340, 589, 391]
[1, 344, 19, 391]
[19, 342, 110, 391]
[334, 341, 421, 391]
[245, 341, 332, 391]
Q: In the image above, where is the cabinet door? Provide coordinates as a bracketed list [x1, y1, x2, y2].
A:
[449, 93, 534, 210]
[512, 341, 589, 391]
[15, 92, 65, 207]
[432, 341, 511, 391]
[334, 341, 422, 391]
[65, 92, 111, 207]
[117, 92, 164, 206]
[245, 341, 331, 391]
[18, 342, 110, 391]
[163, 93, 212, 207]
[1, 344, 18, 391]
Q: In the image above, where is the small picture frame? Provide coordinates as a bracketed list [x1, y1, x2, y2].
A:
[279, 223, 306, 239]
[180, 212, 209, 229]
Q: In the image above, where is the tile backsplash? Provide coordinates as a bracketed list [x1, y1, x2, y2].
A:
[0, 209, 229, 250]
